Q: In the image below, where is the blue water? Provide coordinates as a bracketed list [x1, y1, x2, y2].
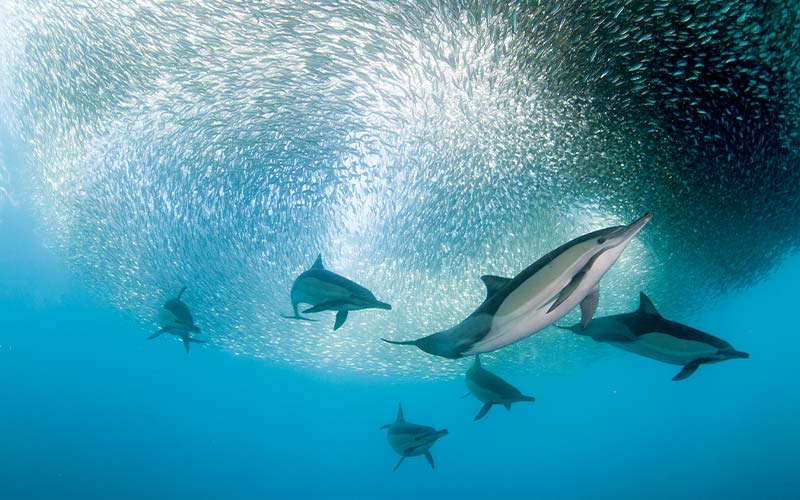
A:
[2, 1, 800, 498]
[1, 204, 798, 499]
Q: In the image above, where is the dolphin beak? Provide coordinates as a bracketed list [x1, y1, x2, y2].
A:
[375, 301, 392, 310]
[618, 212, 652, 242]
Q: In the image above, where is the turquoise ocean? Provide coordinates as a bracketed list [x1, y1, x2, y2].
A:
[1, 2, 799, 499]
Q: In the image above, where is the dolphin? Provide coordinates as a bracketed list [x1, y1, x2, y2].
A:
[380, 403, 448, 472]
[148, 286, 206, 354]
[556, 292, 749, 381]
[464, 355, 535, 421]
[383, 214, 652, 358]
[282, 254, 392, 330]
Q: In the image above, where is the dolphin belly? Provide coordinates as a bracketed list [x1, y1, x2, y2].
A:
[612, 333, 719, 365]
[159, 308, 191, 331]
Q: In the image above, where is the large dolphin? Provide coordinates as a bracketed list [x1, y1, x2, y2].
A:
[380, 403, 448, 472]
[464, 355, 535, 421]
[383, 214, 652, 358]
[557, 292, 749, 381]
[148, 286, 206, 354]
[282, 254, 392, 330]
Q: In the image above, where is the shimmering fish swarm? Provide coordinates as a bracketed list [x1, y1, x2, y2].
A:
[1, 1, 798, 377]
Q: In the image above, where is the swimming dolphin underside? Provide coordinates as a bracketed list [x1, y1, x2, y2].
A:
[464, 355, 535, 421]
[380, 403, 448, 472]
[383, 213, 652, 358]
[282, 254, 391, 331]
[557, 292, 749, 381]
[149, 286, 206, 353]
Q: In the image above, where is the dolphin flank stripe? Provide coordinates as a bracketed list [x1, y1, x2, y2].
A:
[561, 292, 749, 381]
[383, 214, 652, 358]
[285, 254, 391, 331]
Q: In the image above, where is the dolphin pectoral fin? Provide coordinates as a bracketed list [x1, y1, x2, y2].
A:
[281, 313, 319, 322]
[392, 456, 406, 472]
[547, 266, 589, 314]
[148, 327, 168, 339]
[504, 404, 511, 411]
[333, 310, 348, 331]
[580, 286, 599, 329]
[474, 403, 493, 421]
[302, 300, 347, 314]
[672, 358, 710, 381]
[424, 451, 435, 469]
[379, 424, 391, 430]
[177, 286, 187, 300]
[182, 337, 190, 354]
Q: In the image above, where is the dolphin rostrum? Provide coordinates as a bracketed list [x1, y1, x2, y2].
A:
[380, 403, 448, 472]
[383, 214, 652, 358]
[556, 292, 749, 381]
[282, 254, 392, 330]
[464, 355, 535, 421]
[149, 286, 206, 354]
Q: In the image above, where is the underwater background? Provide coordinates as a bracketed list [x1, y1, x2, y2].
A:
[1, 1, 799, 498]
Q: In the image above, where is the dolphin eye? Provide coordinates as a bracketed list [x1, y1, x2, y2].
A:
[597, 238, 606, 245]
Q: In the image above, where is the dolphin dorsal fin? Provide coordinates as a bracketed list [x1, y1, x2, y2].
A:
[637, 292, 662, 317]
[474, 354, 481, 367]
[480, 275, 512, 297]
[311, 254, 324, 270]
[396, 403, 405, 422]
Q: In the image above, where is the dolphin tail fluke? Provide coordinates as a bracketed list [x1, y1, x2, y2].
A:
[392, 456, 406, 472]
[148, 327, 168, 339]
[474, 403, 492, 421]
[281, 313, 319, 322]
[424, 451, 435, 469]
[333, 310, 348, 331]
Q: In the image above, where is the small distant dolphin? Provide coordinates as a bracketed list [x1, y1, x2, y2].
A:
[557, 292, 749, 381]
[380, 403, 448, 472]
[282, 254, 391, 330]
[464, 355, 535, 421]
[383, 214, 652, 358]
[149, 286, 206, 354]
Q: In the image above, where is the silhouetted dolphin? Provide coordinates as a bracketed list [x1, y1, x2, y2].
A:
[557, 292, 749, 381]
[380, 403, 448, 472]
[464, 355, 535, 421]
[149, 286, 206, 354]
[282, 254, 391, 330]
[383, 214, 652, 358]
